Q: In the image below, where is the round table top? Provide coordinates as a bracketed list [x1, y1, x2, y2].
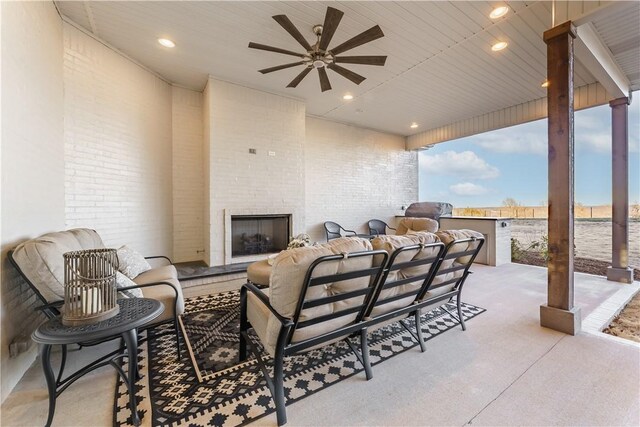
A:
[32, 298, 164, 345]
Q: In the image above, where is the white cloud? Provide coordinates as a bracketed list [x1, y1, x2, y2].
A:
[473, 131, 547, 155]
[421, 150, 500, 179]
[580, 131, 611, 153]
[449, 182, 489, 196]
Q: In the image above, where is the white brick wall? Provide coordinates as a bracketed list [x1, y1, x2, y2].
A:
[63, 24, 173, 256]
[0, 2, 65, 402]
[205, 78, 306, 266]
[172, 87, 204, 262]
[305, 117, 418, 243]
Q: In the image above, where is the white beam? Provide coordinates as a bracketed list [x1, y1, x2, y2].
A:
[575, 22, 631, 99]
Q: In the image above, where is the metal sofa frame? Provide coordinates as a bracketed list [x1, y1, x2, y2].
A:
[239, 237, 484, 426]
[365, 237, 484, 354]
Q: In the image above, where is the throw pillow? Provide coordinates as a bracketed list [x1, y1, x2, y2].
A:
[405, 228, 419, 235]
[117, 245, 151, 279]
[115, 271, 144, 298]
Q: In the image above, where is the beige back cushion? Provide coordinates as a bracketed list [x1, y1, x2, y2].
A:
[427, 229, 484, 298]
[370, 232, 441, 318]
[11, 229, 106, 302]
[396, 217, 439, 235]
[265, 237, 373, 350]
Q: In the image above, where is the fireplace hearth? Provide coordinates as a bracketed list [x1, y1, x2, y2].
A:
[231, 214, 290, 257]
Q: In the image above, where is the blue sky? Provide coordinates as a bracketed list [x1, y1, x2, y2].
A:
[419, 100, 640, 207]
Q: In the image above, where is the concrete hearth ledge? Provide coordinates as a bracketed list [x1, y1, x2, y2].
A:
[540, 305, 582, 335]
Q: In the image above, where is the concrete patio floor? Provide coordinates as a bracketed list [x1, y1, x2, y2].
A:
[2, 263, 639, 426]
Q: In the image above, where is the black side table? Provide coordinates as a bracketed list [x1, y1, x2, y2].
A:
[32, 298, 164, 427]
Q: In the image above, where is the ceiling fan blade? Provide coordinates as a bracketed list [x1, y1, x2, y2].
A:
[248, 42, 305, 58]
[334, 55, 387, 66]
[259, 61, 306, 74]
[330, 25, 385, 55]
[318, 67, 332, 92]
[287, 67, 312, 88]
[272, 15, 313, 51]
[327, 63, 366, 85]
[318, 7, 344, 52]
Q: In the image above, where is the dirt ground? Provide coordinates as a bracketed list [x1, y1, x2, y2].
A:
[603, 292, 640, 343]
[513, 251, 640, 343]
[513, 251, 640, 281]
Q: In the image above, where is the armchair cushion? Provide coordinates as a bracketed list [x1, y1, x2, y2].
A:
[11, 228, 106, 302]
[396, 217, 438, 235]
[133, 264, 185, 319]
[247, 259, 271, 287]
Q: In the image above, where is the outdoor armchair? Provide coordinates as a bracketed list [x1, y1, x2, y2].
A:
[367, 219, 396, 236]
[8, 228, 185, 358]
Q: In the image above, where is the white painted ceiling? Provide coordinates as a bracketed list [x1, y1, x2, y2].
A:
[55, 1, 637, 137]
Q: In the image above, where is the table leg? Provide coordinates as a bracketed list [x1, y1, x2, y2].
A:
[40, 344, 56, 427]
[122, 329, 141, 426]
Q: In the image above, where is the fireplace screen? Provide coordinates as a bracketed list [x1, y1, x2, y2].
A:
[231, 215, 290, 257]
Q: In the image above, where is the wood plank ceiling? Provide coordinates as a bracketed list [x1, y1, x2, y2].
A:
[55, 1, 602, 136]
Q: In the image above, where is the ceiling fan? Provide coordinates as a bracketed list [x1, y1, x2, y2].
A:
[248, 6, 387, 92]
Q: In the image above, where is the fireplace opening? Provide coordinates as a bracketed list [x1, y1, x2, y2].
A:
[231, 214, 291, 257]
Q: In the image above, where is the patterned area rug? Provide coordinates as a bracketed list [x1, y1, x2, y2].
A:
[114, 291, 485, 427]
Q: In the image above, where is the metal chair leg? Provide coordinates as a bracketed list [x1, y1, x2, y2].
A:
[360, 328, 373, 380]
[456, 295, 466, 331]
[174, 317, 182, 360]
[239, 286, 248, 362]
[273, 352, 287, 426]
[414, 309, 427, 352]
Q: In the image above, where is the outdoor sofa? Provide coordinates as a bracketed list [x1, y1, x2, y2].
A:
[240, 230, 484, 425]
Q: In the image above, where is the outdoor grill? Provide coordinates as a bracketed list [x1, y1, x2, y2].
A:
[404, 202, 453, 222]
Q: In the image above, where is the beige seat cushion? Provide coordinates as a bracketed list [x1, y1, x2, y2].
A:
[370, 232, 441, 319]
[396, 217, 438, 235]
[11, 229, 106, 302]
[134, 265, 185, 319]
[430, 229, 484, 292]
[246, 288, 271, 345]
[247, 237, 373, 356]
[247, 259, 271, 287]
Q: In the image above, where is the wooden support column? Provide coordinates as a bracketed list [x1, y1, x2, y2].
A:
[540, 21, 581, 335]
[607, 97, 634, 283]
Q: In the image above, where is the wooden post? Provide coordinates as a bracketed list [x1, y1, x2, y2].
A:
[540, 21, 581, 335]
[607, 97, 633, 283]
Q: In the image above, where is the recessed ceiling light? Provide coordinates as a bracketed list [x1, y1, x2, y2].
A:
[158, 38, 176, 48]
[541, 79, 550, 88]
[491, 41, 508, 51]
[489, 6, 509, 19]
[343, 94, 353, 100]
[410, 123, 419, 129]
